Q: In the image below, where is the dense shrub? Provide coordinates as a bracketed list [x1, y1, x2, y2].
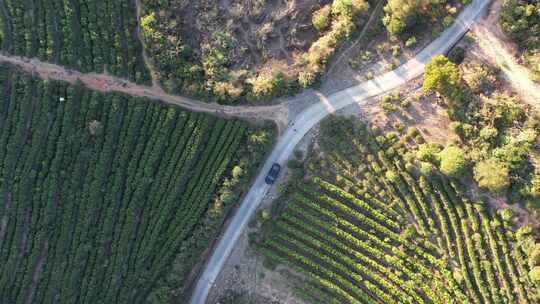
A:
[474, 158, 510, 193]
[247, 72, 276, 100]
[423, 55, 460, 99]
[427, 53, 540, 205]
[313, 5, 332, 31]
[319, 115, 358, 154]
[448, 46, 466, 64]
[500, 0, 540, 50]
[382, 0, 464, 38]
[141, 0, 368, 102]
[332, 0, 370, 16]
[382, 0, 424, 36]
[439, 146, 468, 178]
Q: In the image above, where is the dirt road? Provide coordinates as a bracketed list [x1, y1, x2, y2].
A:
[471, 0, 540, 109]
[0, 54, 289, 130]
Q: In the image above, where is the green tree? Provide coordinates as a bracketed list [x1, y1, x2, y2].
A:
[419, 161, 435, 176]
[247, 72, 275, 99]
[481, 92, 525, 129]
[525, 173, 540, 199]
[500, 0, 540, 49]
[479, 126, 498, 143]
[313, 5, 332, 31]
[529, 244, 540, 268]
[332, 0, 369, 17]
[260, 209, 271, 221]
[498, 208, 514, 221]
[232, 165, 245, 182]
[220, 188, 238, 205]
[140, 13, 159, 41]
[529, 266, 540, 283]
[416, 143, 441, 162]
[439, 146, 467, 178]
[298, 70, 317, 88]
[385, 170, 399, 182]
[474, 158, 510, 193]
[382, 0, 424, 36]
[423, 55, 460, 98]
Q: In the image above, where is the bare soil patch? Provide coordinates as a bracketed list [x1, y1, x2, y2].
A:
[336, 83, 459, 146]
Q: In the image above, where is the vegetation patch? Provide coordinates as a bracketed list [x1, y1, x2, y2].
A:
[500, 0, 540, 50]
[0, 66, 273, 303]
[251, 115, 540, 303]
[500, 0, 540, 79]
[382, 0, 468, 40]
[0, 0, 151, 83]
[423, 54, 540, 210]
[140, 0, 371, 103]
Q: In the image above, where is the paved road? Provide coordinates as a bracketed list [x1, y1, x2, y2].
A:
[189, 0, 491, 303]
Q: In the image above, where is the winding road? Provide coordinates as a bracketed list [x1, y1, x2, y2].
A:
[189, 0, 491, 303]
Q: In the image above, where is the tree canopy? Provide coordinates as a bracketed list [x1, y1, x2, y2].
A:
[439, 146, 468, 178]
[416, 143, 441, 162]
[383, 0, 425, 36]
[500, 0, 540, 49]
[529, 266, 540, 283]
[423, 55, 460, 98]
[312, 5, 332, 31]
[332, 0, 370, 17]
[474, 158, 510, 193]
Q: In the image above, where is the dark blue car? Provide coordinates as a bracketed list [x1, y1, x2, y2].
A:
[265, 163, 281, 185]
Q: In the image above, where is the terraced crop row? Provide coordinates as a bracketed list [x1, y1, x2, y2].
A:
[0, 66, 248, 303]
[0, 0, 150, 83]
[259, 120, 536, 303]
